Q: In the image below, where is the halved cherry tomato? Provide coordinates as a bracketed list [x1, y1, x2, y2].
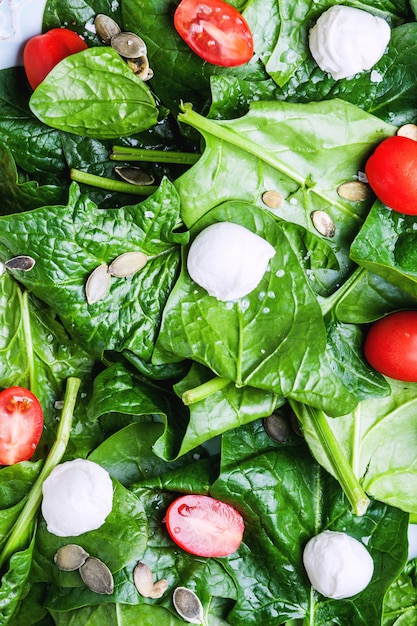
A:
[23, 28, 88, 90]
[174, 0, 254, 67]
[365, 135, 417, 215]
[165, 494, 244, 557]
[364, 310, 417, 381]
[0, 387, 44, 465]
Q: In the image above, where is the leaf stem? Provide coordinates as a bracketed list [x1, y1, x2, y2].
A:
[20, 290, 36, 395]
[317, 266, 367, 316]
[182, 376, 232, 405]
[110, 146, 200, 165]
[0, 377, 81, 569]
[290, 400, 370, 516]
[70, 169, 157, 196]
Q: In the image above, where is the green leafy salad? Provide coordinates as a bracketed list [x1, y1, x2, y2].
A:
[1, 0, 417, 624]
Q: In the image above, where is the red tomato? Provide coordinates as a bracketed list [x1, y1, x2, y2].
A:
[174, 0, 253, 67]
[165, 494, 244, 557]
[0, 387, 44, 465]
[23, 28, 88, 90]
[364, 310, 417, 381]
[365, 135, 417, 215]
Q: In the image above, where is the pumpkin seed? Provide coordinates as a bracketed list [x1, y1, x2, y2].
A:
[54, 544, 89, 571]
[143, 67, 154, 81]
[264, 413, 291, 443]
[114, 165, 155, 186]
[85, 263, 111, 304]
[337, 180, 369, 202]
[108, 251, 148, 277]
[79, 556, 114, 595]
[311, 210, 335, 238]
[94, 14, 121, 44]
[133, 562, 154, 597]
[111, 31, 147, 59]
[262, 190, 284, 209]
[173, 587, 204, 624]
[126, 55, 152, 80]
[5, 255, 36, 271]
[133, 561, 168, 598]
[151, 578, 168, 598]
[397, 123, 417, 141]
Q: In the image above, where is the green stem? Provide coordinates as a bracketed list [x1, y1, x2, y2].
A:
[0, 377, 81, 569]
[182, 376, 232, 405]
[20, 290, 36, 395]
[317, 266, 367, 316]
[70, 169, 157, 196]
[110, 146, 200, 165]
[177, 103, 359, 216]
[290, 400, 370, 516]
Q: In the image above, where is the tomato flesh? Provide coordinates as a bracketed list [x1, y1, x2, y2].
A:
[23, 28, 88, 90]
[165, 494, 244, 557]
[174, 0, 254, 67]
[0, 387, 44, 465]
[364, 311, 417, 381]
[365, 135, 417, 215]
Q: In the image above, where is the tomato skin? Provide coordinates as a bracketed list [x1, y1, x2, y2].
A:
[0, 387, 44, 465]
[364, 311, 417, 381]
[23, 28, 88, 90]
[365, 135, 417, 215]
[165, 494, 244, 557]
[174, 0, 254, 67]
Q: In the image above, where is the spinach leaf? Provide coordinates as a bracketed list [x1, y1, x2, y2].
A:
[175, 99, 395, 286]
[0, 144, 66, 214]
[0, 462, 42, 559]
[0, 68, 66, 186]
[29, 48, 158, 139]
[293, 377, 417, 515]
[86, 362, 197, 463]
[383, 559, 417, 625]
[154, 201, 387, 417]
[5, 582, 51, 625]
[351, 202, 417, 299]
[0, 179, 186, 361]
[86, 363, 172, 432]
[0, 533, 37, 624]
[334, 268, 417, 324]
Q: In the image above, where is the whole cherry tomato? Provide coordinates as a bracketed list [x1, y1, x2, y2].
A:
[23, 28, 88, 90]
[364, 310, 417, 381]
[0, 387, 44, 465]
[365, 135, 417, 215]
[174, 0, 254, 67]
[165, 494, 244, 557]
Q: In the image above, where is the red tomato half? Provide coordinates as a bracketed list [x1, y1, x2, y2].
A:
[365, 135, 417, 215]
[23, 28, 88, 90]
[165, 494, 244, 557]
[0, 387, 44, 465]
[364, 311, 417, 381]
[174, 0, 254, 67]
